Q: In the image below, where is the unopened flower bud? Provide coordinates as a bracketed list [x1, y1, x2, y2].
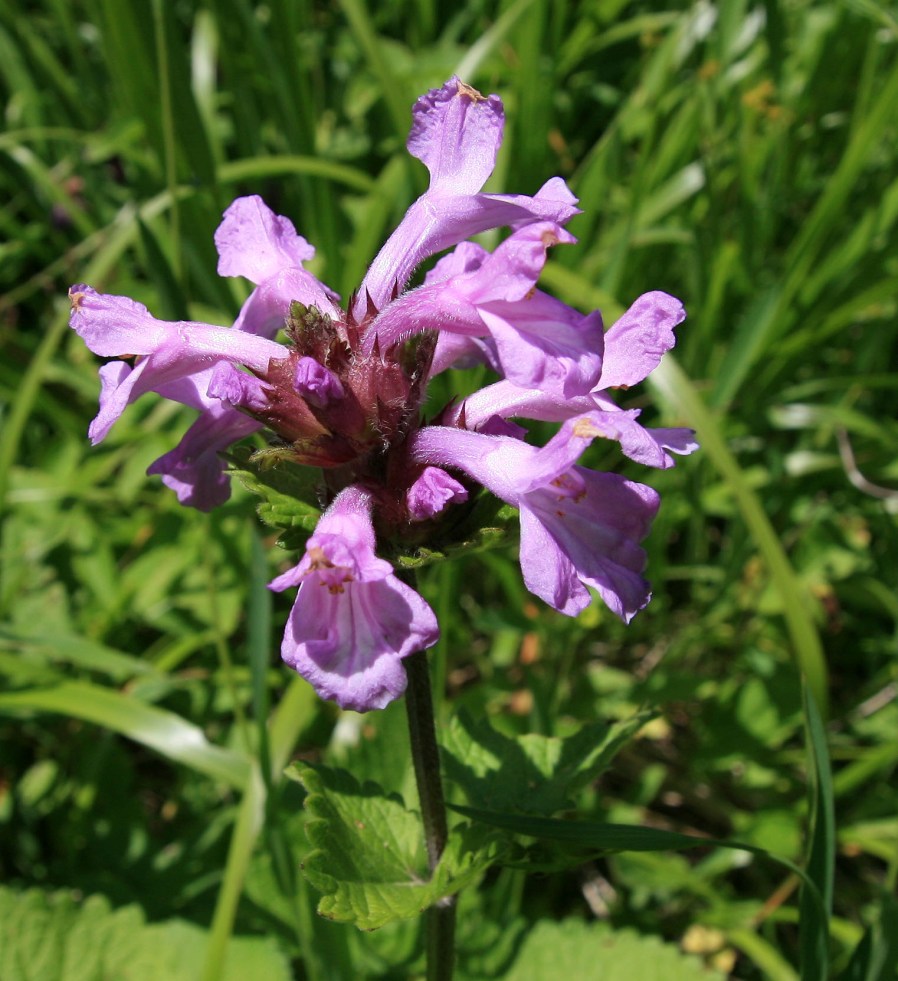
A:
[407, 466, 468, 520]
[294, 357, 345, 408]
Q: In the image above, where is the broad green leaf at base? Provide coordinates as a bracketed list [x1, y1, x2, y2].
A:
[442, 708, 653, 815]
[492, 919, 726, 981]
[0, 887, 290, 981]
[290, 762, 506, 930]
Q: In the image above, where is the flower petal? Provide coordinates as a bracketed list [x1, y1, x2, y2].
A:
[88, 361, 144, 444]
[368, 222, 600, 395]
[294, 357, 344, 408]
[429, 333, 492, 377]
[599, 291, 685, 390]
[583, 406, 699, 469]
[232, 268, 342, 338]
[410, 420, 659, 620]
[215, 195, 315, 283]
[357, 186, 581, 317]
[522, 469, 659, 621]
[407, 466, 468, 520]
[280, 575, 438, 711]
[519, 506, 590, 615]
[69, 286, 287, 369]
[71, 285, 289, 443]
[408, 77, 504, 195]
[270, 486, 439, 711]
[478, 299, 603, 397]
[451, 379, 590, 428]
[423, 241, 488, 285]
[356, 77, 580, 320]
[146, 403, 260, 511]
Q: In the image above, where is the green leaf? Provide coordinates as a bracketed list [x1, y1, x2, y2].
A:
[0, 682, 249, 789]
[230, 440, 517, 568]
[390, 496, 518, 571]
[712, 56, 898, 408]
[392, 521, 514, 571]
[442, 708, 653, 815]
[201, 677, 322, 981]
[336, 0, 412, 141]
[227, 446, 323, 541]
[648, 354, 829, 717]
[0, 886, 290, 981]
[451, 805, 711, 852]
[218, 156, 376, 193]
[449, 803, 828, 925]
[499, 918, 726, 981]
[0, 626, 157, 682]
[291, 763, 504, 930]
[136, 215, 188, 321]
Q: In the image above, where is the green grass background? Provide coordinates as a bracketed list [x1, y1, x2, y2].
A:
[1, 1, 897, 978]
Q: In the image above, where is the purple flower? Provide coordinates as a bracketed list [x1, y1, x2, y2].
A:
[365, 222, 604, 397]
[353, 77, 579, 317]
[69, 286, 287, 445]
[293, 357, 345, 408]
[69, 77, 584, 509]
[407, 467, 469, 521]
[269, 486, 439, 711]
[411, 415, 660, 621]
[146, 395, 261, 511]
[446, 291, 698, 468]
[215, 195, 342, 337]
[69, 75, 695, 710]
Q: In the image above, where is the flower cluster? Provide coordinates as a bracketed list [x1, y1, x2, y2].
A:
[69, 78, 696, 712]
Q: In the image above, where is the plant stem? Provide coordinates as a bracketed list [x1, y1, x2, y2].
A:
[404, 649, 457, 981]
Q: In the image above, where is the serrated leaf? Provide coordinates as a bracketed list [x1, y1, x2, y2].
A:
[292, 763, 505, 930]
[393, 523, 512, 570]
[0, 886, 290, 981]
[499, 919, 726, 981]
[388, 495, 518, 571]
[442, 709, 653, 815]
[227, 445, 323, 537]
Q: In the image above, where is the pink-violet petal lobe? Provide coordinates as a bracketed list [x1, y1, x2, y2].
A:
[407, 76, 505, 196]
[215, 195, 315, 284]
[269, 486, 439, 711]
[599, 291, 685, 390]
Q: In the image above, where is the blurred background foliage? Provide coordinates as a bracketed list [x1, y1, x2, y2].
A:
[1, 0, 897, 978]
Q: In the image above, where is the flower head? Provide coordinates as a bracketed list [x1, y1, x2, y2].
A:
[69, 76, 694, 710]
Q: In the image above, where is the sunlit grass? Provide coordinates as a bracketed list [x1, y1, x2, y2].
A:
[1, 1, 896, 978]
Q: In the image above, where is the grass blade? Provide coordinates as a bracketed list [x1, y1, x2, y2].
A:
[799, 684, 835, 980]
[0, 682, 250, 788]
[648, 354, 829, 715]
[712, 54, 898, 408]
[840, 892, 898, 981]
